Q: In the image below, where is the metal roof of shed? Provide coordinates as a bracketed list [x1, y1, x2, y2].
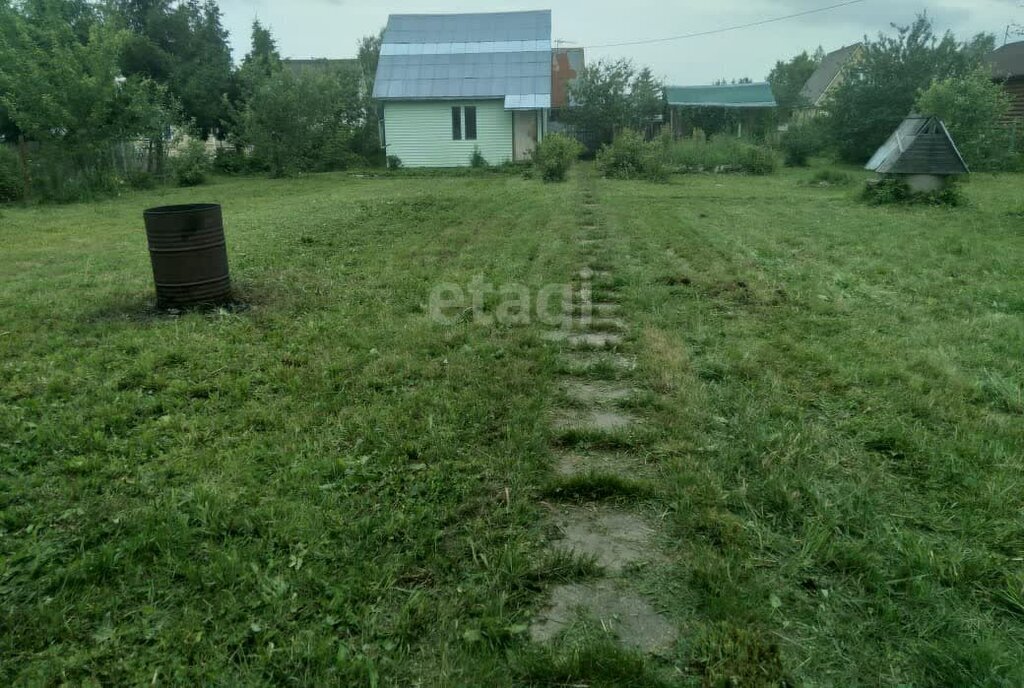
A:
[865, 115, 969, 175]
[665, 83, 777, 108]
[373, 10, 552, 108]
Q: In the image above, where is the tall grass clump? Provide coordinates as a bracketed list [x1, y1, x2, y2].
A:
[663, 133, 777, 175]
[596, 129, 669, 182]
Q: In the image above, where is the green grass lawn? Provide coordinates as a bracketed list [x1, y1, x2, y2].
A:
[1, 166, 1022, 685]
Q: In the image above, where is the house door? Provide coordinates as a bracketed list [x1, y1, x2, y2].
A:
[513, 111, 538, 161]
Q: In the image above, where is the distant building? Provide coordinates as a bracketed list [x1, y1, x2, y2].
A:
[372, 10, 552, 167]
[865, 115, 969, 192]
[552, 48, 584, 109]
[796, 43, 863, 119]
[990, 41, 1024, 125]
[665, 83, 777, 138]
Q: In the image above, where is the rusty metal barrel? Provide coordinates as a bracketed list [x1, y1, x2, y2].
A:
[143, 204, 231, 308]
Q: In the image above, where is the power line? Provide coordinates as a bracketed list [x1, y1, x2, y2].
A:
[582, 0, 870, 50]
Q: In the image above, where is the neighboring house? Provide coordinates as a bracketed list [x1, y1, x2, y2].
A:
[797, 43, 863, 118]
[990, 41, 1024, 125]
[373, 10, 552, 167]
[665, 83, 777, 138]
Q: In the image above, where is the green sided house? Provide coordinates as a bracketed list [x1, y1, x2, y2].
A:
[373, 10, 552, 167]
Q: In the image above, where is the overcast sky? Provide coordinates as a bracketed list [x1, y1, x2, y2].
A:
[217, 0, 1023, 84]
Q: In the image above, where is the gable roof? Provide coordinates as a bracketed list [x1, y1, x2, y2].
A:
[665, 83, 776, 108]
[990, 41, 1024, 79]
[865, 115, 969, 175]
[799, 44, 862, 107]
[373, 10, 552, 109]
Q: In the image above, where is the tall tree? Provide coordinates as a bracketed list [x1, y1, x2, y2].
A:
[353, 29, 383, 162]
[110, 0, 234, 138]
[768, 50, 821, 114]
[826, 14, 996, 163]
[631, 66, 665, 130]
[565, 59, 637, 145]
[237, 19, 280, 95]
[916, 66, 1015, 170]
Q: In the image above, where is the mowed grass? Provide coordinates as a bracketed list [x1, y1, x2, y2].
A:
[2, 165, 1023, 686]
[0, 172, 584, 685]
[596, 168, 1024, 685]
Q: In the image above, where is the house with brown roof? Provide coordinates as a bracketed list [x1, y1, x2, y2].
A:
[990, 41, 1024, 125]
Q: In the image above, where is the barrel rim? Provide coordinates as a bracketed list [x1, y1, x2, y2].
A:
[144, 203, 221, 217]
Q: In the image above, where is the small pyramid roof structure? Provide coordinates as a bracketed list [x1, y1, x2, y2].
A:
[865, 115, 969, 175]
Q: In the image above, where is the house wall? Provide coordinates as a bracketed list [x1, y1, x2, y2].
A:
[1004, 77, 1024, 123]
[383, 100, 513, 167]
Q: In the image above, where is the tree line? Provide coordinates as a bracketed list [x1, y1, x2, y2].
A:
[0, 0, 383, 202]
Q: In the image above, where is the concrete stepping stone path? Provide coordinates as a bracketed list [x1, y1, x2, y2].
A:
[559, 380, 636, 405]
[529, 580, 677, 656]
[553, 449, 655, 479]
[532, 173, 675, 657]
[551, 408, 638, 433]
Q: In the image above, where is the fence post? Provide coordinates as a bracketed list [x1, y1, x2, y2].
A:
[17, 135, 31, 201]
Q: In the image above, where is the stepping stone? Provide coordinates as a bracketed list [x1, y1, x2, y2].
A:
[542, 331, 623, 349]
[578, 317, 628, 333]
[560, 380, 636, 405]
[579, 269, 613, 282]
[551, 408, 638, 433]
[530, 580, 677, 656]
[554, 449, 654, 478]
[559, 352, 637, 374]
[547, 505, 656, 574]
[572, 303, 621, 318]
[593, 303, 621, 317]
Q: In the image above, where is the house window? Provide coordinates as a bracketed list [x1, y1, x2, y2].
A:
[464, 107, 477, 140]
[451, 107, 462, 140]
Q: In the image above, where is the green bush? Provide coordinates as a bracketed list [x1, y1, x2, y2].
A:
[0, 146, 24, 203]
[596, 129, 646, 179]
[171, 139, 211, 187]
[124, 169, 158, 190]
[781, 122, 825, 167]
[861, 176, 966, 207]
[596, 129, 668, 181]
[533, 133, 583, 182]
[213, 146, 248, 175]
[387, 155, 403, 170]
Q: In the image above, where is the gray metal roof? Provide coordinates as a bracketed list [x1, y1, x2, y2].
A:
[373, 10, 552, 107]
[991, 41, 1024, 79]
[799, 44, 862, 107]
[865, 115, 969, 175]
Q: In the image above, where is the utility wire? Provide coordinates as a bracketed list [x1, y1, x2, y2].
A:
[582, 0, 870, 49]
